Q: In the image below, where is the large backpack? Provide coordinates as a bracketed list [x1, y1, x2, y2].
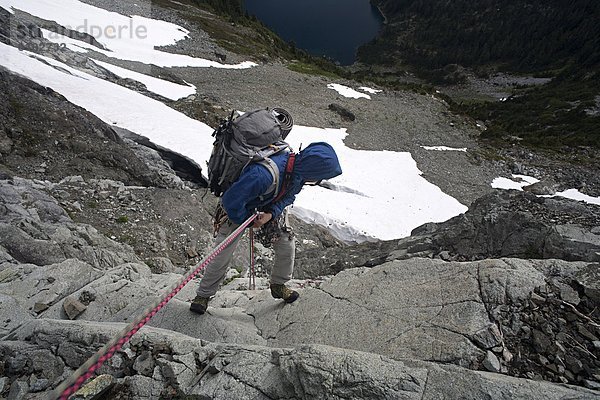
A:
[207, 108, 293, 198]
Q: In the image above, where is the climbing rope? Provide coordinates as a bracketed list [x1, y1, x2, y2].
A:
[249, 228, 256, 290]
[50, 213, 258, 400]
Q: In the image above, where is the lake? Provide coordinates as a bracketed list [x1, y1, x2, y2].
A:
[243, 0, 384, 65]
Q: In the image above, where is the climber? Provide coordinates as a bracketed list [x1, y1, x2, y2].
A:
[190, 142, 342, 314]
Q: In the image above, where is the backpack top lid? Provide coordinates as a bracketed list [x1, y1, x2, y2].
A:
[231, 108, 293, 148]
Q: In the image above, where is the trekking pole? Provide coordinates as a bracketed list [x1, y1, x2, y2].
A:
[249, 227, 256, 290]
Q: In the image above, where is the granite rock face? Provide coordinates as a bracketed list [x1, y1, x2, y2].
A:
[2, 319, 596, 400]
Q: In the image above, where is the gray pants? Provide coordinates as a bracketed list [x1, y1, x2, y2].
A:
[196, 215, 295, 298]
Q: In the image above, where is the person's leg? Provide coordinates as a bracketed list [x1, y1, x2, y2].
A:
[270, 232, 295, 284]
[269, 211, 298, 303]
[196, 221, 242, 298]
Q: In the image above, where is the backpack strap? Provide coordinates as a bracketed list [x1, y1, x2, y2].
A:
[272, 152, 296, 203]
[256, 158, 280, 202]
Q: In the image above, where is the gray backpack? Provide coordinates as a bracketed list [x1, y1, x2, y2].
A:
[207, 108, 293, 197]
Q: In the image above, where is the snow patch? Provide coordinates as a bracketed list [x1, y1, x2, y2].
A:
[421, 146, 467, 152]
[327, 83, 371, 99]
[491, 174, 540, 191]
[359, 86, 382, 94]
[91, 59, 196, 101]
[544, 189, 600, 206]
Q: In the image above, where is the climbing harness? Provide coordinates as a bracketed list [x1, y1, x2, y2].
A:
[50, 213, 258, 400]
[254, 210, 294, 248]
[213, 203, 229, 237]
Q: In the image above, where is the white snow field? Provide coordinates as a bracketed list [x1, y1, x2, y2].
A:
[285, 127, 468, 242]
[0, 0, 256, 69]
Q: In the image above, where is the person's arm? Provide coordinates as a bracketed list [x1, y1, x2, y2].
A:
[222, 166, 272, 224]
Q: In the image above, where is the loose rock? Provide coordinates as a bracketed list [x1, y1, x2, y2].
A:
[63, 297, 87, 320]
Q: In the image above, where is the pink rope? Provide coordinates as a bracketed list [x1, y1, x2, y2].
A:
[52, 213, 258, 400]
[249, 228, 256, 290]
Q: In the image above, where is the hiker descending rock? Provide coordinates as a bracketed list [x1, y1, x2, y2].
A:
[191, 109, 342, 313]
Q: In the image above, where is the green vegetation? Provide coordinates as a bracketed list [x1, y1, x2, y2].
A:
[191, 0, 245, 19]
[149, 0, 290, 59]
[453, 70, 600, 149]
[116, 215, 129, 223]
[363, 0, 600, 75]
[287, 62, 342, 79]
[359, 0, 600, 149]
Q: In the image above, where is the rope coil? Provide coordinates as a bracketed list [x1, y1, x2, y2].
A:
[50, 213, 258, 400]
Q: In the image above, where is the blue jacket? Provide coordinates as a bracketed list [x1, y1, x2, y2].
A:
[222, 142, 343, 224]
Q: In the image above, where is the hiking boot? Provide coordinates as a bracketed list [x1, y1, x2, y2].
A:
[270, 283, 299, 303]
[190, 295, 209, 314]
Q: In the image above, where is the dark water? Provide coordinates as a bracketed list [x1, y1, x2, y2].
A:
[244, 0, 383, 65]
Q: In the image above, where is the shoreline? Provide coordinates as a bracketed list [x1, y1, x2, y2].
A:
[372, 0, 388, 25]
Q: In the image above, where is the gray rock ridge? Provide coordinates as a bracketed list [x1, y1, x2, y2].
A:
[0, 67, 162, 187]
[2, 319, 596, 399]
[113, 126, 208, 188]
[294, 189, 600, 279]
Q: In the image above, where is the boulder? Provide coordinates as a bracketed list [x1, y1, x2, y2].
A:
[0, 179, 140, 269]
[328, 103, 356, 121]
[72, 374, 114, 400]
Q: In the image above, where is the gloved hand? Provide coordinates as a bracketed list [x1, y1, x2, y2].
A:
[253, 212, 272, 228]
